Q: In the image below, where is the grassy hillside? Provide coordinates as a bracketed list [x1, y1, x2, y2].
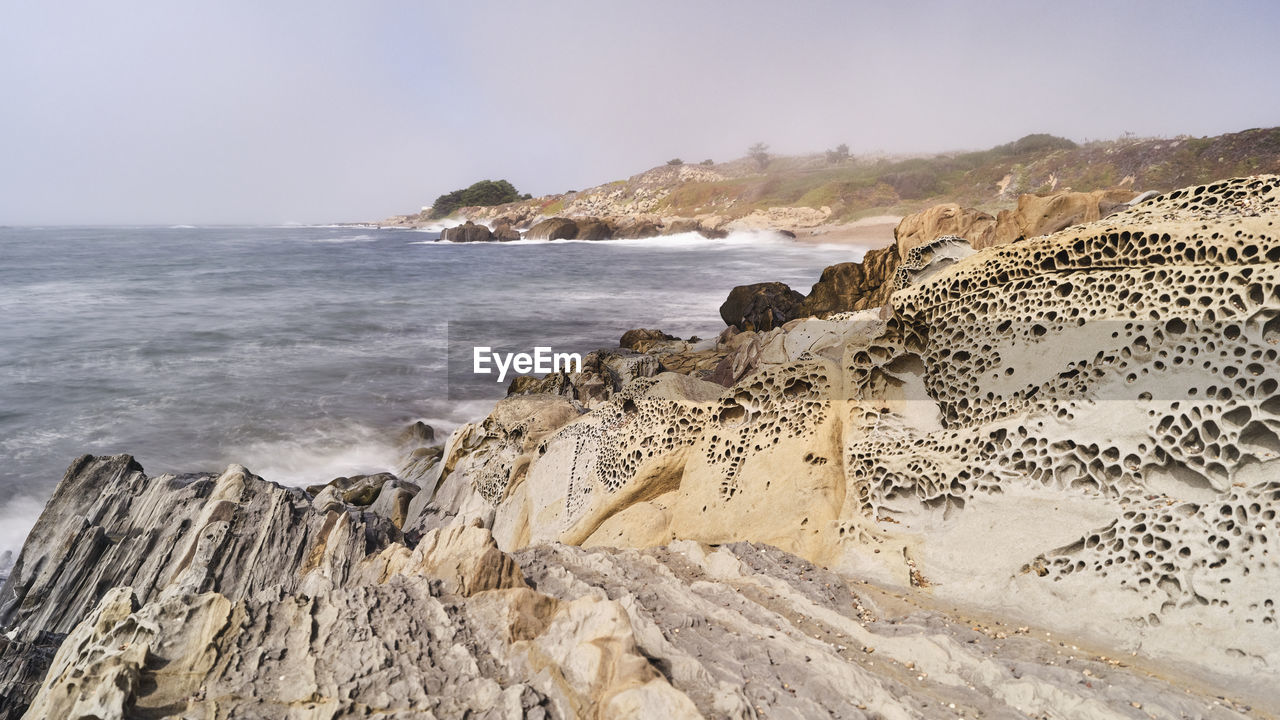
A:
[650, 128, 1280, 222]
[439, 127, 1280, 226]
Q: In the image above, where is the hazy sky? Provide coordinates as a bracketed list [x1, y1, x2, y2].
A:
[2, 1, 1278, 225]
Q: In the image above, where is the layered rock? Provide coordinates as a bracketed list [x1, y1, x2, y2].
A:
[16, 498, 1250, 719]
[0, 455, 406, 717]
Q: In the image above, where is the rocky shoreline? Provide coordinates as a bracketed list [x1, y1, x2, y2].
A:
[3, 175, 1280, 717]
[381, 177, 1152, 255]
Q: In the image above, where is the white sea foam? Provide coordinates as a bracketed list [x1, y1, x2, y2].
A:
[228, 428, 401, 487]
[412, 229, 797, 248]
[312, 234, 378, 243]
[415, 218, 465, 233]
[0, 495, 47, 577]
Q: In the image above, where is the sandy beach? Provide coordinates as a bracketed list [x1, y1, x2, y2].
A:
[793, 214, 901, 247]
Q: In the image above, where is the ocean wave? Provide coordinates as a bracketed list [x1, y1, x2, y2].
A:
[312, 234, 379, 243]
[226, 426, 401, 487]
[413, 219, 466, 233]
[413, 229, 799, 248]
[0, 494, 48, 575]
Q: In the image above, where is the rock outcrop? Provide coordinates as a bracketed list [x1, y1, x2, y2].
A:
[893, 202, 996, 253]
[2, 461, 1257, 718]
[416, 175, 1280, 709]
[493, 220, 522, 242]
[719, 281, 806, 331]
[0, 455, 406, 717]
[526, 217, 580, 241]
[573, 218, 614, 241]
[799, 244, 902, 317]
[441, 220, 496, 243]
[895, 188, 1139, 254]
[612, 218, 662, 239]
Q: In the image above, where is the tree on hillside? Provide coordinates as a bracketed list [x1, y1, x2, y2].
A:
[826, 143, 850, 164]
[428, 179, 527, 219]
[748, 142, 770, 170]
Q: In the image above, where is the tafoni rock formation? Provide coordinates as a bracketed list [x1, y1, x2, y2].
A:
[3, 175, 1279, 718]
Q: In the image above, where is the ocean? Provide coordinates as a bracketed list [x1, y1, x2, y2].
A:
[0, 225, 861, 565]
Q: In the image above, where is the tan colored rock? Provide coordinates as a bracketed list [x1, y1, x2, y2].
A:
[355, 522, 526, 596]
[895, 188, 1138, 255]
[987, 187, 1137, 247]
[451, 175, 1280, 702]
[894, 203, 997, 255]
[619, 328, 676, 352]
[524, 595, 701, 719]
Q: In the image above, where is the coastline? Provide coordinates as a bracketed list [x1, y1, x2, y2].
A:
[2, 176, 1279, 717]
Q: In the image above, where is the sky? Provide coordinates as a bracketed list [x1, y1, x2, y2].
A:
[1, 1, 1278, 225]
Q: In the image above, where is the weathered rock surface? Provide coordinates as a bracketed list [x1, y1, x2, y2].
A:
[573, 218, 614, 241]
[5, 471, 1255, 719]
[0, 455, 404, 717]
[619, 328, 676, 352]
[441, 220, 495, 243]
[799, 244, 902, 317]
[719, 281, 806, 331]
[526, 217, 580, 241]
[895, 188, 1138, 254]
[493, 220, 522, 242]
[612, 218, 662, 239]
[420, 175, 1280, 709]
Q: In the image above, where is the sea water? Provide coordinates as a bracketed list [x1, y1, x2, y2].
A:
[0, 225, 862, 563]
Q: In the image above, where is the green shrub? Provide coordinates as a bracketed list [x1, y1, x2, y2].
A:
[428, 179, 526, 219]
